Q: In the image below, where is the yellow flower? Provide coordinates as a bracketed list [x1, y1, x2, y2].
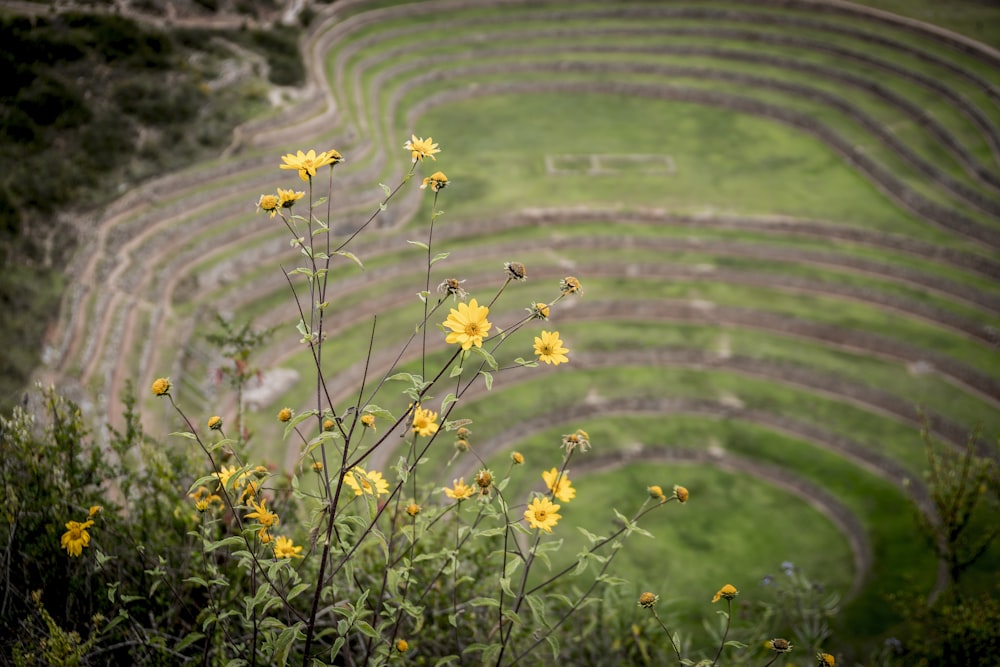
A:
[438, 277, 468, 300]
[190, 486, 223, 512]
[562, 429, 591, 452]
[443, 298, 492, 350]
[511, 451, 524, 465]
[527, 302, 550, 320]
[273, 536, 304, 559]
[411, 404, 439, 437]
[277, 188, 305, 208]
[816, 652, 835, 667]
[360, 414, 376, 431]
[560, 276, 583, 295]
[213, 464, 239, 490]
[648, 485, 666, 502]
[420, 170, 448, 192]
[257, 193, 280, 217]
[504, 261, 527, 281]
[88, 505, 102, 517]
[475, 469, 494, 493]
[259, 528, 273, 544]
[542, 467, 576, 503]
[312, 461, 324, 473]
[406, 502, 421, 517]
[279, 149, 337, 181]
[208, 415, 223, 430]
[673, 485, 689, 503]
[245, 497, 279, 529]
[323, 418, 335, 431]
[404, 134, 440, 162]
[712, 584, 738, 603]
[444, 478, 474, 501]
[61, 519, 95, 557]
[151, 377, 171, 396]
[395, 639, 409, 653]
[534, 330, 569, 366]
[638, 592, 659, 609]
[344, 467, 389, 497]
[765, 638, 793, 653]
[523, 496, 561, 533]
[277, 407, 293, 423]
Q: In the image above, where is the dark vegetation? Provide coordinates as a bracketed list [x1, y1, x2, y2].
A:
[0, 10, 303, 410]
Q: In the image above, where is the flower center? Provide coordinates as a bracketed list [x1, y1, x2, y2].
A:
[536, 510, 547, 520]
[465, 323, 481, 336]
[540, 344, 553, 355]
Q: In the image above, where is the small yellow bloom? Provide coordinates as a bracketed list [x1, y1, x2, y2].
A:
[475, 469, 494, 493]
[208, 415, 223, 430]
[88, 505, 102, 517]
[527, 302, 550, 320]
[562, 429, 591, 452]
[443, 298, 492, 350]
[534, 330, 569, 366]
[279, 149, 337, 181]
[323, 418, 335, 431]
[312, 461, 324, 473]
[277, 188, 305, 208]
[712, 584, 738, 603]
[523, 496, 561, 532]
[638, 592, 659, 608]
[816, 652, 835, 667]
[560, 276, 583, 295]
[511, 451, 524, 465]
[395, 639, 409, 653]
[344, 467, 390, 497]
[420, 170, 448, 192]
[257, 193, 280, 217]
[542, 467, 576, 503]
[213, 464, 239, 490]
[151, 377, 171, 396]
[360, 414, 376, 431]
[273, 535, 304, 559]
[406, 502, 421, 517]
[404, 134, 440, 162]
[411, 404, 439, 437]
[438, 277, 468, 300]
[444, 478, 474, 501]
[245, 498, 279, 529]
[504, 261, 527, 281]
[61, 519, 95, 557]
[277, 407, 293, 423]
[190, 486, 223, 512]
[259, 528, 273, 544]
[648, 485, 666, 502]
[454, 437, 470, 452]
[673, 485, 689, 503]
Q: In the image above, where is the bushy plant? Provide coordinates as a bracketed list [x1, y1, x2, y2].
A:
[1, 140, 846, 666]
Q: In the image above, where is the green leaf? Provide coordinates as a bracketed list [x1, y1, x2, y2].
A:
[379, 183, 392, 197]
[175, 632, 205, 653]
[430, 251, 450, 266]
[448, 365, 463, 378]
[467, 596, 500, 608]
[469, 345, 498, 370]
[170, 431, 197, 440]
[407, 240, 429, 250]
[545, 635, 560, 660]
[283, 409, 318, 440]
[440, 393, 458, 413]
[362, 405, 395, 421]
[480, 371, 493, 391]
[334, 250, 364, 271]
[525, 594, 550, 629]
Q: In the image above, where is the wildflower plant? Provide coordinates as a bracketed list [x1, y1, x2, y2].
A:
[2, 136, 814, 666]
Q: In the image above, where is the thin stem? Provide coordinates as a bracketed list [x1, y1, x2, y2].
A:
[710, 598, 734, 667]
[651, 608, 683, 665]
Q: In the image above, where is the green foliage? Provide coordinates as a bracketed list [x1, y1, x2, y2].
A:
[891, 588, 1000, 666]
